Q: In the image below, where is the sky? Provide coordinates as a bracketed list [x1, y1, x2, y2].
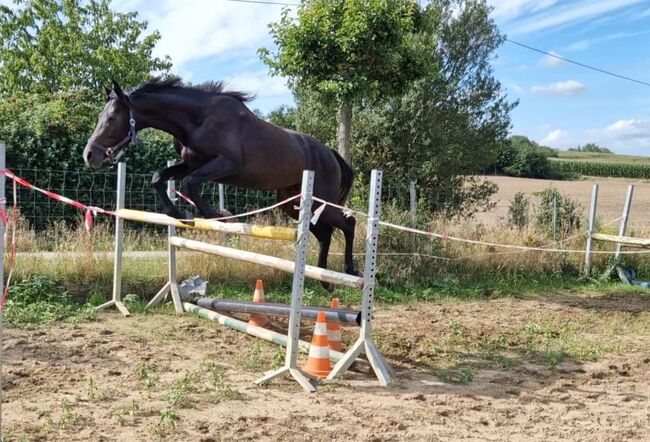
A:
[3, 0, 649, 155]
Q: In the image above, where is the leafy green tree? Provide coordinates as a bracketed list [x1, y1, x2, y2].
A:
[260, 0, 426, 162]
[0, 0, 171, 94]
[504, 146, 551, 178]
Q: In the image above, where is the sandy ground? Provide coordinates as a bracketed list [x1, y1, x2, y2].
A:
[3, 292, 650, 441]
[481, 176, 650, 229]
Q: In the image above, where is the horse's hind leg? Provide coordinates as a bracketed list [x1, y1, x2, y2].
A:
[320, 208, 359, 277]
[309, 221, 335, 291]
[152, 162, 190, 219]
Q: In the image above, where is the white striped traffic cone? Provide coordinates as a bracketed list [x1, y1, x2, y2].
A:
[302, 311, 331, 378]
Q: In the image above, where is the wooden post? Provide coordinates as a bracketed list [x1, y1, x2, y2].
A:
[146, 160, 183, 313]
[0, 141, 6, 436]
[552, 193, 558, 242]
[584, 184, 598, 278]
[329, 169, 392, 385]
[255, 170, 316, 392]
[614, 185, 634, 262]
[97, 161, 131, 316]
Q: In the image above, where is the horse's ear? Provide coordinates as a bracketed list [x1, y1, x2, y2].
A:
[104, 86, 111, 100]
[112, 79, 125, 101]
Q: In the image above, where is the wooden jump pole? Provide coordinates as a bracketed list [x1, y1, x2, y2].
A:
[115, 208, 296, 241]
[614, 185, 634, 261]
[584, 184, 599, 278]
[591, 233, 650, 248]
[169, 236, 364, 290]
[183, 303, 360, 363]
[97, 161, 131, 316]
[328, 169, 393, 385]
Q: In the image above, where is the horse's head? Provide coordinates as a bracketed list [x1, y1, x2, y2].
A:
[84, 80, 136, 169]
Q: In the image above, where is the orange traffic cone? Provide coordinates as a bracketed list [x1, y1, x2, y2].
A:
[248, 279, 269, 327]
[302, 311, 331, 378]
[327, 298, 343, 352]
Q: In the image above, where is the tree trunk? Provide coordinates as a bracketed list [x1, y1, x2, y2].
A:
[337, 101, 352, 163]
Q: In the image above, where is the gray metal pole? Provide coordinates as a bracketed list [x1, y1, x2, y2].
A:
[255, 170, 315, 392]
[584, 184, 599, 278]
[97, 161, 130, 316]
[0, 141, 6, 438]
[614, 185, 634, 262]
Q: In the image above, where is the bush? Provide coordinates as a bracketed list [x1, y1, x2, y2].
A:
[507, 192, 529, 230]
[504, 146, 552, 179]
[534, 188, 582, 238]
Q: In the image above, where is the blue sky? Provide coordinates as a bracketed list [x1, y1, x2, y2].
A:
[5, 0, 649, 155]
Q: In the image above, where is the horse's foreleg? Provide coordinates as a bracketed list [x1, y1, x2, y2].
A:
[152, 162, 190, 219]
[181, 156, 239, 219]
[310, 221, 335, 291]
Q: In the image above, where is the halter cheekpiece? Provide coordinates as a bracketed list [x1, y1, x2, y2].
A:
[90, 109, 138, 165]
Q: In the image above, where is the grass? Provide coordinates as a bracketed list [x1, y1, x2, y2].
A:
[556, 151, 650, 164]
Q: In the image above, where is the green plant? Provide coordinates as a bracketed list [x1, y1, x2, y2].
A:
[136, 361, 158, 389]
[507, 192, 529, 230]
[150, 409, 179, 437]
[534, 188, 582, 238]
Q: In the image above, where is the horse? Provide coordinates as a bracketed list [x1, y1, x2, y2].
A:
[83, 77, 359, 285]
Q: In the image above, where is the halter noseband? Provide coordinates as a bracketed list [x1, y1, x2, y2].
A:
[90, 109, 138, 165]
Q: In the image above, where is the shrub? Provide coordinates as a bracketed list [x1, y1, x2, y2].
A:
[507, 192, 529, 230]
[534, 188, 582, 238]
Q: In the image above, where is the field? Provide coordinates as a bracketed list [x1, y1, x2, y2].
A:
[555, 151, 650, 164]
[549, 152, 650, 179]
[482, 175, 650, 230]
[4, 289, 650, 441]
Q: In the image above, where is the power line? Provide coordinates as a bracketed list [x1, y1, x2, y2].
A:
[223, 0, 300, 5]
[506, 38, 650, 88]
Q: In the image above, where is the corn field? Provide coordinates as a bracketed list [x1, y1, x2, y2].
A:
[551, 160, 650, 179]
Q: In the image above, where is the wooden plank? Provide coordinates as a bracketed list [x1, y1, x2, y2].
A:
[169, 236, 364, 289]
[116, 208, 296, 241]
[592, 233, 650, 248]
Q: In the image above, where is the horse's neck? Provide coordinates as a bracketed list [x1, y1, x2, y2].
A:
[133, 93, 202, 145]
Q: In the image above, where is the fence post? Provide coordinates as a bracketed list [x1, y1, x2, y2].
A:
[218, 183, 226, 213]
[614, 185, 634, 263]
[0, 141, 6, 438]
[584, 184, 599, 278]
[97, 161, 131, 316]
[409, 181, 417, 228]
[552, 193, 558, 242]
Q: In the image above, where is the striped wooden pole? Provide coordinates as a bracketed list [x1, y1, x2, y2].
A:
[116, 208, 296, 241]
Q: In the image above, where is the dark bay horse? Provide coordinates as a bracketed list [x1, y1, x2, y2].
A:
[83, 77, 358, 282]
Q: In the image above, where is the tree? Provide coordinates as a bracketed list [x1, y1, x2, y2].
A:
[350, 0, 514, 217]
[0, 0, 171, 94]
[260, 0, 426, 163]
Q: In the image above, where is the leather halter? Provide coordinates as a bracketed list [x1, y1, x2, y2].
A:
[90, 109, 137, 165]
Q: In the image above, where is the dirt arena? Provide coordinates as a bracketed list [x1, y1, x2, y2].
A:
[3, 291, 650, 441]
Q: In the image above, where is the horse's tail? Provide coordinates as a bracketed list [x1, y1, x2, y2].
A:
[331, 149, 354, 204]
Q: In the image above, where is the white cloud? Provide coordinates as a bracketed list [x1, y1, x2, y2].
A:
[224, 71, 290, 98]
[506, 0, 645, 35]
[113, 0, 288, 67]
[488, 0, 558, 21]
[531, 80, 586, 95]
[539, 51, 565, 67]
[566, 30, 650, 52]
[585, 118, 650, 153]
[541, 129, 570, 146]
[507, 83, 525, 94]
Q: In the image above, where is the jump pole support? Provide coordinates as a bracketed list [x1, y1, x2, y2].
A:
[97, 161, 131, 316]
[255, 170, 316, 392]
[614, 185, 634, 262]
[328, 169, 393, 385]
[146, 159, 183, 313]
[583, 184, 598, 278]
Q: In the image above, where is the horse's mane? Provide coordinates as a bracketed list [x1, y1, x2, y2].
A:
[130, 76, 255, 102]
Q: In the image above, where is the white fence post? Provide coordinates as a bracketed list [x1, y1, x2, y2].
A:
[218, 183, 226, 213]
[614, 185, 634, 263]
[409, 181, 417, 228]
[97, 161, 131, 316]
[552, 193, 558, 241]
[584, 184, 599, 278]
